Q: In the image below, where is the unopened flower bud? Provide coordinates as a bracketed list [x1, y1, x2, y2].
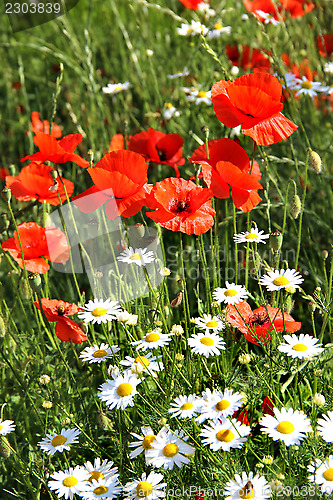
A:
[159, 267, 171, 277]
[1, 187, 11, 204]
[42, 400, 53, 409]
[131, 361, 145, 375]
[290, 195, 301, 219]
[97, 412, 113, 430]
[77, 321, 89, 335]
[171, 324, 184, 335]
[108, 365, 119, 377]
[238, 353, 251, 365]
[39, 374, 51, 385]
[269, 480, 282, 493]
[175, 353, 184, 362]
[262, 455, 274, 465]
[0, 437, 11, 458]
[0, 213, 10, 230]
[270, 230, 283, 252]
[322, 250, 329, 260]
[50, 169, 58, 180]
[158, 417, 167, 426]
[308, 302, 316, 313]
[308, 150, 322, 174]
[0, 314, 6, 338]
[313, 393, 325, 406]
[29, 273, 42, 293]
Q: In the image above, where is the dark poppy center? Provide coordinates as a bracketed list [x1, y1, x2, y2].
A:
[250, 312, 268, 326]
[57, 305, 65, 315]
[171, 199, 191, 213]
[157, 149, 168, 162]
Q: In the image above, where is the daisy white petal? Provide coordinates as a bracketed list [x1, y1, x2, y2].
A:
[103, 82, 132, 95]
[277, 334, 323, 359]
[168, 394, 201, 419]
[259, 407, 311, 446]
[308, 456, 333, 494]
[37, 428, 80, 456]
[146, 427, 195, 470]
[196, 388, 243, 424]
[187, 331, 225, 358]
[200, 418, 250, 452]
[224, 471, 272, 500]
[129, 426, 157, 464]
[80, 344, 120, 364]
[78, 299, 121, 325]
[79, 477, 122, 499]
[123, 471, 166, 500]
[48, 466, 90, 500]
[120, 353, 163, 378]
[233, 228, 269, 244]
[117, 247, 155, 267]
[213, 282, 248, 305]
[177, 21, 208, 37]
[259, 269, 303, 291]
[98, 372, 141, 410]
[195, 314, 225, 333]
[83, 458, 119, 483]
[207, 23, 231, 39]
[0, 419, 15, 436]
[317, 411, 333, 443]
[132, 330, 172, 351]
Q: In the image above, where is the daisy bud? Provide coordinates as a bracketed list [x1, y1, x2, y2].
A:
[158, 417, 167, 426]
[269, 480, 282, 493]
[313, 393, 325, 406]
[308, 149, 322, 174]
[117, 310, 131, 322]
[313, 369, 322, 377]
[108, 365, 120, 377]
[290, 195, 301, 219]
[126, 314, 138, 326]
[42, 400, 53, 409]
[322, 250, 329, 260]
[39, 374, 51, 385]
[146, 49, 154, 57]
[0, 314, 6, 338]
[1, 187, 11, 204]
[269, 230, 283, 252]
[175, 353, 184, 362]
[276, 474, 285, 480]
[171, 324, 184, 335]
[97, 412, 113, 430]
[131, 361, 145, 375]
[50, 169, 58, 180]
[0, 437, 11, 458]
[29, 273, 42, 293]
[238, 353, 251, 364]
[262, 455, 274, 465]
[159, 267, 171, 277]
[231, 65, 240, 76]
[211, 301, 220, 308]
[256, 462, 264, 469]
[308, 302, 316, 313]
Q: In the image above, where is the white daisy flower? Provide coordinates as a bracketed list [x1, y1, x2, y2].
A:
[168, 394, 201, 419]
[195, 313, 225, 333]
[123, 471, 166, 500]
[78, 299, 121, 325]
[196, 388, 243, 424]
[224, 471, 272, 500]
[98, 372, 141, 410]
[186, 89, 212, 105]
[200, 418, 250, 452]
[187, 331, 225, 358]
[80, 344, 120, 364]
[207, 23, 232, 39]
[0, 419, 15, 436]
[259, 407, 311, 446]
[259, 269, 304, 291]
[233, 228, 270, 245]
[117, 311, 138, 325]
[177, 20, 208, 37]
[102, 82, 132, 95]
[37, 428, 80, 456]
[48, 466, 90, 500]
[129, 426, 157, 464]
[132, 330, 172, 351]
[255, 10, 280, 25]
[161, 103, 180, 121]
[117, 247, 155, 267]
[146, 427, 195, 470]
[120, 353, 163, 378]
[167, 67, 190, 79]
[79, 476, 122, 499]
[317, 411, 333, 443]
[83, 458, 119, 483]
[277, 334, 324, 359]
[308, 456, 333, 495]
[324, 62, 333, 74]
[291, 76, 327, 99]
[197, 1, 216, 17]
[213, 282, 248, 305]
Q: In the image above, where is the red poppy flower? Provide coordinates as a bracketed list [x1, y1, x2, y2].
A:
[128, 128, 185, 177]
[178, 0, 204, 8]
[6, 163, 74, 206]
[226, 300, 301, 345]
[233, 408, 251, 426]
[226, 45, 271, 71]
[145, 177, 215, 235]
[30, 111, 62, 138]
[73, 150, 150, 220]
[244, 0, 314, 17]
[21, 132, 89, 169]
[211, 73, 298, 145]
[34, 298, 87, 343]
[2, 222, 69, 274]
[317, 34, 333, 58]
[0, 167, 10, 180]
[109, 133, 125, 151]
[190, 138, 263, 212]
[261, 396, 274, 416]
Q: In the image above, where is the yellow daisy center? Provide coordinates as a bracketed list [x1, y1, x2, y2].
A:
[239, 489, 255, 499]
[136, 481, 153, 497]
[245, 233, 258, 240]
[206, 321, 218, 327]
[92, 307, 107, 317]
[200, 337, 214, 346]
[94, 485, 109, 495]
[216, 429, 234, 442]
[181, 402, 194, 410]
[130, 253, 143, 261]
[142, 434, 156, 450]
[224, 289, 237, 297]
[165, 103, 173, 109]
[273, 276, 289, 286]
[215, 400, 230, 411]
[163, 443, 179, 457]
[116, 383, 133, 397]
[145, 333, 160, 343]
[93, 349, 107, 358]
[301, 80, 312, 89]
[276, 421, 295, 434]
[0, 425, 3, 431]
[323, 468, 333, 481]
[51, 435, 67, 447]
[62, 476, 78, 487]
[134, 356, 150, 367]
[292, 343, 308, 351]
[89, 471, 104, 482]
[214, 23, 223, 29]
[197, 91, 207, 98]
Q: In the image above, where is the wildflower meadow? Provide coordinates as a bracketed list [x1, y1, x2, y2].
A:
[1, 0, 333, 498]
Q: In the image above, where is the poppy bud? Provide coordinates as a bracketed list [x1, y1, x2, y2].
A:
[1, 187, 11, 204]
[29, 273, 42, 293]
[0, 213, 10, 230]
[322, 250, 328, 260]
[133, 223, 145, 238]
[0, 314, 6, 338]
[308, 302, 316, 313]
[20, 279, 31, 301]
[50, 169, 58, 180]
[0, 437, 11, 458]
[269, 230, 283, 252]
[290, 195, 301, 219]
[308, 150, 322, 174]
[97, 412, 113, 430]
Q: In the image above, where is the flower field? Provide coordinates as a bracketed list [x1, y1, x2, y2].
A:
[1, 0, 333, 498]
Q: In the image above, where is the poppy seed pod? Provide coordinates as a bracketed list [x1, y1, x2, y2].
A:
[308, 150, 322, 174]
[290, 195, 301, 219]
[269, 230, 283, 252]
